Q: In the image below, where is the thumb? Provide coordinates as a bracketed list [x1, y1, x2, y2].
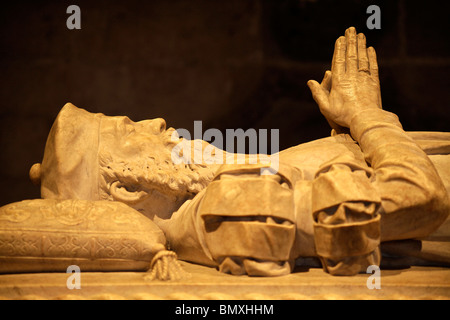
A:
[307, 80, 329, 109]
[308, 80, 344, 133]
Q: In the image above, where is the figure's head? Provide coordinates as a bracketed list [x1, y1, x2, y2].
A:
[30, 103, 215, 220]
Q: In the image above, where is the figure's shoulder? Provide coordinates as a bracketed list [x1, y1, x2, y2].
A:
[279, 133, 362, 180]
[282, 133, 356, 151]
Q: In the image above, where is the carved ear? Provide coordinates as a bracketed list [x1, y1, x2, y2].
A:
[109, 181, 149, 204]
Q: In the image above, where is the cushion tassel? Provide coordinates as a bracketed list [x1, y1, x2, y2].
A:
[146, 250, 189, 281]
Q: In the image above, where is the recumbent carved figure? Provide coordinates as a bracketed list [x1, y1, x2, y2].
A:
[21, 27, 450, 276]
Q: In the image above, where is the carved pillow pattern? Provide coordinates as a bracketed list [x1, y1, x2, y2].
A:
[0, 199, 166, 273]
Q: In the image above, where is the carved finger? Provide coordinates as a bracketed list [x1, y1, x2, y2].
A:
[367, 46, 379, 82]
[307, 80, 329, 110]
[307, 79, 343, 132]
[332, 36, 346, 79]
[357, 33, 369, 73]
[345, 27, 358, 74]
[320, 70, 332, 93]
[368, 46, 382, 108]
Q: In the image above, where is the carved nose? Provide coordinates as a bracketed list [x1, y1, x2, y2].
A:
[153, 118, 166, 133]
[141, 118, 166, 134]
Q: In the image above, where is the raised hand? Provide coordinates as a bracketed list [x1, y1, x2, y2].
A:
[308, 27, 382, 129]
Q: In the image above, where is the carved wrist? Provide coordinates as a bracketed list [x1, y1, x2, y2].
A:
[349, 108, 403, 142]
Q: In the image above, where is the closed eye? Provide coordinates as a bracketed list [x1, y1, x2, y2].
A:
[117, 116, 136, 136]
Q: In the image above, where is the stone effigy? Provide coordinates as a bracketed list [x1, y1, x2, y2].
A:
[2, 27, 449, 280]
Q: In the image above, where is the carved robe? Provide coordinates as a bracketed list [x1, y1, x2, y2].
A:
[158, 109, 450, 276]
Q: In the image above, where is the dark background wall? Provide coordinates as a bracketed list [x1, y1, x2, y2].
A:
[0, 0, 449, 206]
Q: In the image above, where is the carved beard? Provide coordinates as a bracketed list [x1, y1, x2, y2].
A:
[99, 134, 216, 200]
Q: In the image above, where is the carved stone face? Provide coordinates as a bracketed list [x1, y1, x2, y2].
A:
[97, 114, 215, 221]
[33, 104, 214, 222]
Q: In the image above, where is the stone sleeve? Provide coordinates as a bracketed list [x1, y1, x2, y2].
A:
[312, 161, 382, 275]
[350, 108, 449, 241]
[312, 108, 449, 275]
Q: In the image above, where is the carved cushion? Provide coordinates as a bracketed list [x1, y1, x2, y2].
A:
[0, 199, 166, 273]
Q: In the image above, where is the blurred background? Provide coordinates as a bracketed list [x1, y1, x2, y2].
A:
[0, 0, 449, 206]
